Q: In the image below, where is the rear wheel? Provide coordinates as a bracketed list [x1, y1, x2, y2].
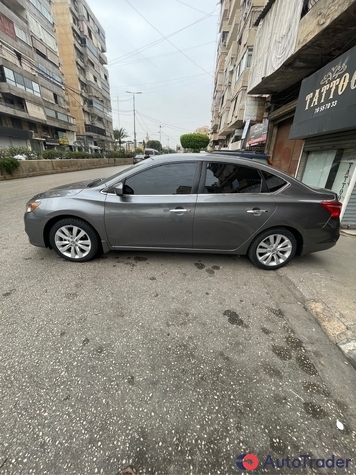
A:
[49, 218, 99, 262]
[248, 228, 297, 270]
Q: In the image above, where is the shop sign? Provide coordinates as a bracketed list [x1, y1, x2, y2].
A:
[289, 45, 356, 139]
[248, 119, 268, 145]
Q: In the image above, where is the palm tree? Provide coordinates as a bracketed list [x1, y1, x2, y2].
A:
[113, 128, 129, 150]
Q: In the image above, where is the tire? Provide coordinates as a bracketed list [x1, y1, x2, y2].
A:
[248, 228, 297, 270]
[49, 218, 99, 262]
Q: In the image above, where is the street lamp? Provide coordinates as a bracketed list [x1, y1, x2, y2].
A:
[126, 91, 142, 150]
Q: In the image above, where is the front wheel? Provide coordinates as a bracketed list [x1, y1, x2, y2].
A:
[49, 218, 99, 262]
[248, 228, 297, 270]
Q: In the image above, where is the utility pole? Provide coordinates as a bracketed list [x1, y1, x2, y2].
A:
[126, 91, 142, 150]
[117, 96, 120, 129]
[158, 125, 163, 150]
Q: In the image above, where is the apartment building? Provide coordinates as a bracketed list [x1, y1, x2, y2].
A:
[52, 0, 113, 152]
[0, 0, 76, 152]
[247, 0, 356, 228]
[210, 0, 266, 151]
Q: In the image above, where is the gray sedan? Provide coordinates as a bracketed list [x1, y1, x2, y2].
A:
[24, 153, 341, 270]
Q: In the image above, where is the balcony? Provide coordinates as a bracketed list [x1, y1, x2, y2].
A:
[99, 51, 108, 65]
[6, 0, 26, 10]
[249, 0, 356, 94]
[85, 123, 106, 137]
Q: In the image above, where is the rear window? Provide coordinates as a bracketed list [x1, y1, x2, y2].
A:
[204, 163, 262, 194]
[262, 171, 287, 192]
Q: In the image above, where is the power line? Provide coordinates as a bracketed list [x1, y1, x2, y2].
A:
[110, 41, 216, 68]
[109, 3, 217, 68]
[123, 0, 214, 77]
[110, 71, 212, 89]
[136, 111, 193, 132]
[175, 0, 216, 15]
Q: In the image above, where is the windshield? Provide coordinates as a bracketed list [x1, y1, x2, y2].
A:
[94, 164, 137, 187]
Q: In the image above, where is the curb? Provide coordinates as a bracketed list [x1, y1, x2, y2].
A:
[304, 300, 356, 370]
[277, 271, 356, 371]
[337, 339, 356, 370]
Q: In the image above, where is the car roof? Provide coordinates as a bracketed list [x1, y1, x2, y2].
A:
[138, 153, 301, 184]
[144, 152, 268, 166]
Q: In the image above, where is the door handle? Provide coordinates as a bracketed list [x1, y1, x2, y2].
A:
[247, 208, 268, 215]
[169, 208, 191, 213]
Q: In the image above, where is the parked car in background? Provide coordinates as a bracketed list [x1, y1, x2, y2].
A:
[144, 148, 160, 157]
[24, 153, 341, 270]
[133, 154, 145, 164]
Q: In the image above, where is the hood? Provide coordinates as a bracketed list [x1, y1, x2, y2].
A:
[33, 179, 100, 200]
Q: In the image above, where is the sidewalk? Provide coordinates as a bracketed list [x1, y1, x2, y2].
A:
[278, 230, 356, 368]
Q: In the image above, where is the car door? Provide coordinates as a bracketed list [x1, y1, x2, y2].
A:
[104, 161, 199, 248]
[192, 161, 277, 251]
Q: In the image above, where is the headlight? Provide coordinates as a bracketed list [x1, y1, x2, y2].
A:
[26, 200, 41, 212]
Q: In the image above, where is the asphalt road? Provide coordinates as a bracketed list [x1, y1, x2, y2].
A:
[1, 167, 356, 475]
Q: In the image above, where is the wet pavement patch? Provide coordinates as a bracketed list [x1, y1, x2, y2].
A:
[206, 268, 215, 275]
[211, 265, 220, 270]
[82, 337, 90, 346]
[2, 289, 15, 297]
[261, 326, 273, 335]
[134, 256, 148, 262]
[302, 381, 330, 397]
[261, 363, 283, 379]
[149, 277, 156, 280]
[303, 402, 327, 419]
[127, 375, 135, 386]
[296, 352, 319, 376]
[285, 335, 304, 350]
[194, 262, 205, 269]
[267, 307, 285, 318]
[272, 345, 293, 361]
[223, 310, 248, 327]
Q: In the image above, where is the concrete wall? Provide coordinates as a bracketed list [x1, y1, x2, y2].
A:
[0, 157, 132, 181]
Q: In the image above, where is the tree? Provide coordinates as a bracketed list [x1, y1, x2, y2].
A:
[146, 140, 161, 152]
[113, 128, 129, 149]
[180, 133, 209, 152]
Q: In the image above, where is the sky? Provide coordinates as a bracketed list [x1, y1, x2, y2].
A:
[86, 0, 220, 149]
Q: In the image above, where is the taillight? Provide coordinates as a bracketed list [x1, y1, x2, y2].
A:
[320, 200, 342, 218]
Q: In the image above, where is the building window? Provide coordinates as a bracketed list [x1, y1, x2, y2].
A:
[28, 122, 38, 132]
[235, 47, 253, 84]
[2, 66, 41, 96]
[11, 117, 22, 129]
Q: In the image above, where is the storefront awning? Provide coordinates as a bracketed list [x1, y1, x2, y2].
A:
[247, 135, 267, 146]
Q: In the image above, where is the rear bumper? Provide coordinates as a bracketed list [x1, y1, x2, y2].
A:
[300, 221, 340, 256]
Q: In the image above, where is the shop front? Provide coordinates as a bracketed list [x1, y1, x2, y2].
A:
[290, 45, 356, 229]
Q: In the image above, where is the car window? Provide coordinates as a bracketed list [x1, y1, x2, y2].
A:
[204, 162, 262, 193]
[124, 162, 197, 195]
[262, 171, 288, 192]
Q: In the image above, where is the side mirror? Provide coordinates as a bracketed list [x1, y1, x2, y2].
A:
[114, 182, 124, 196]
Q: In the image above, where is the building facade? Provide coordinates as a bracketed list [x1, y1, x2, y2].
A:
[52, 0, 113, 152]
[0, 0, 76, 152]
[247, 0, 356, 228]
[210, 0, 266, 151]
[212, 0, 356, 228]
